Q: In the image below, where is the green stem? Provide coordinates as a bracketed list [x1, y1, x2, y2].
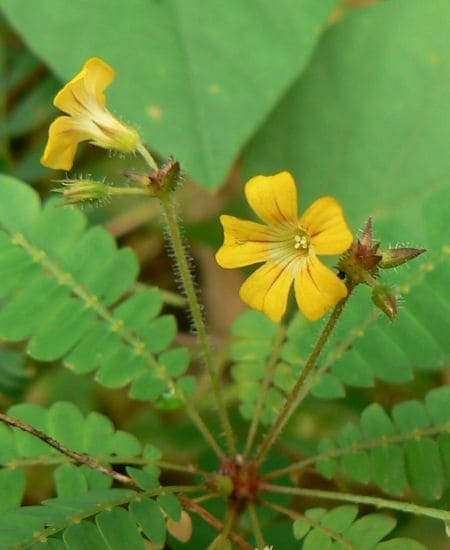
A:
[184, 399, 227, 460]
[255, 292, 352, 466]
[221, 504, 238, 544]
[137, 144, 235, 457]
[248, 502, 266, 549]
[137, 142, 158, 171]
[262, 484, 450, 523]
[108, 186, 153, 196]
[243, 325, 286, 459]
[264, 423, 449, 481]
[159, 194, 237, 457]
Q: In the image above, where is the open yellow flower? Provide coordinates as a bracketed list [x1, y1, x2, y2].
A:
[41, 57, 140, 170]
[216, 172, 353, 322]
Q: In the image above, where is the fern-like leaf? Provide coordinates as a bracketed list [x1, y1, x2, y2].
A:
[0, 176, 193, 404]
[292, 505, 426, 550]
[311, 387, 450, 499]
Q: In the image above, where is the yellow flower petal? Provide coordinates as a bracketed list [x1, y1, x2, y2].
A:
[245, 172, 298, 226]
[239, 261, 294, 322]
[54, 57, 115, 115]
[299, 196, 352, 255]
[216, 215, 271, 268]
[40, 116, 87, 170]
[294, 256, 347, 320]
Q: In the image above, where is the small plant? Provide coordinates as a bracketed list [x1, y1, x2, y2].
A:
[0, 41, 449, 550]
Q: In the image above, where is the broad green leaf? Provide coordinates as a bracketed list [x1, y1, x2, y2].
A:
[6, 75, 59, 137]
[0, 0, 338, 188]
[244, 0, 450, 244]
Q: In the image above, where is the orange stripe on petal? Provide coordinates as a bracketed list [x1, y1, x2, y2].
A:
[239, 262, 294, 322]
[216, 215, 272, 268]
[294, 256, 347, 321]
[300, 196, 352, 255]
[245, 172, 298, 226]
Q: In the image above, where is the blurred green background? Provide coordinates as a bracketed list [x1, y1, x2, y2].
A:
[0, 0, 449, 547]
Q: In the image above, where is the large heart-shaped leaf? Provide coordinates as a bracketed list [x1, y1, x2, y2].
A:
[243, 0, 450, 249]
[0, 0, 337, 188]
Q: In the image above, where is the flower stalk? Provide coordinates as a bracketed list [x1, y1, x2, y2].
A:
[159, 193, 237, 457]
[254, 290, 352, 466]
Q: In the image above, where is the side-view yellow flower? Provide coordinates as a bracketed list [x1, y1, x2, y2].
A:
[216, 172, 353, 322]
[41, 57, 140, 170]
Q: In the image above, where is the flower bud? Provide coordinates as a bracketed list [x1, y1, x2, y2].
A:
[206, 474, 234, 497]
[149, 157, 182, 196]
[380, 247, 426, 269]
[372, 284, 397, 321]
[53, 178, 109, 205]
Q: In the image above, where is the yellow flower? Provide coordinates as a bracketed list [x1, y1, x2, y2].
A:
[41, 57, 140, 170]
[216, 172, 353, 322]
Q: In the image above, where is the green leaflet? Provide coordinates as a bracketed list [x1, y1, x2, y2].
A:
[293, 505, 427, 550]
[0, 175, 190, 404]
[314, 387, 450, 499]
[0, 401, 156, 506]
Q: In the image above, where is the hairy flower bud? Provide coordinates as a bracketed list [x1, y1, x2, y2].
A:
[53, 178, 109, 205]
[380, 247, 426, 269]
[372, 284, 398, 321]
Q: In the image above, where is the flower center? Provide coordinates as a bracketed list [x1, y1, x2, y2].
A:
[293, 231, 309, 251]
[268, 225, 311, 271]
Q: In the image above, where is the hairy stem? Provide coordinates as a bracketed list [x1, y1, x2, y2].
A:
[248, 502, 266, 549]
[243, 325, 286, 459]
[136, 142, 159, 171]
[255, 292, 352, 466]
[160, 194, 236, 457]
[262, 484, 450, 523]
